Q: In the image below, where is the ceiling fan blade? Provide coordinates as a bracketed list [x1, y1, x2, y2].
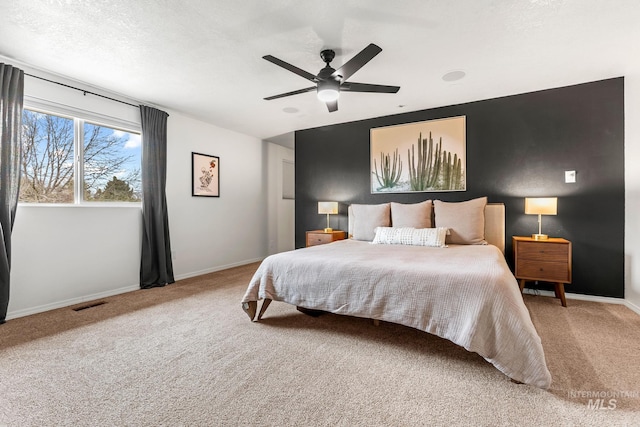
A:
[340, 82, 400, 93]
[263, 55, 317, 82]
[264, 86, 316, 100]
[331, 43, 382, 82]
[326, 100, 338, 112]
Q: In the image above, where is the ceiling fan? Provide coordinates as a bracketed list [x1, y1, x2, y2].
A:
[262, 43, 400, 112]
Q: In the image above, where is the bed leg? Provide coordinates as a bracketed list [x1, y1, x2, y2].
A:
[257, 298, 272, 321]
[372, 319, 380, 326]
[242, 301, 257, 321]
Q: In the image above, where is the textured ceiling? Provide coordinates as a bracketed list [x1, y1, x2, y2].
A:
[1, 0, 640, 143]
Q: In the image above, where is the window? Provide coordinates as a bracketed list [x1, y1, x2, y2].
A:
[19, 109, 141, 204]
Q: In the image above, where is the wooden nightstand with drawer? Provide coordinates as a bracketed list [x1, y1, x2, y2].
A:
[513, 236, 572, 307]
[306, 230, 346, 247]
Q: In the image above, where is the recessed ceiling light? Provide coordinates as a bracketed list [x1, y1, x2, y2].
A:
[442, 70, 466, 82]
[282, 107, 299, 114]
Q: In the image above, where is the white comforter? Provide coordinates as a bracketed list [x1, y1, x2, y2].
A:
[242, 239, 552, 388]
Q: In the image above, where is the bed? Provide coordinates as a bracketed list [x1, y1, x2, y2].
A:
[241, 198, 552, 389]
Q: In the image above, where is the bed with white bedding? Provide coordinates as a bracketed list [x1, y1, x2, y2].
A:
[241, 198, 552, 389]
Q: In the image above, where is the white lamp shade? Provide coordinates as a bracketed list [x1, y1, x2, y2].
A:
[318, 201, 339, 215]
[525, 197, 557, 215]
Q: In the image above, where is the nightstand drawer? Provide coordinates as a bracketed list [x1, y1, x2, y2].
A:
[307, 233, 334, 246]
[305, 230, 346, 247]
[516, 260, 571, 283]
[517, 242, 569, 262]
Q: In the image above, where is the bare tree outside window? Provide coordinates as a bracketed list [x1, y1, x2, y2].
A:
[83, 123, 141, 202]
[19, 109, 141, 204]
[20, 111, 74, 203]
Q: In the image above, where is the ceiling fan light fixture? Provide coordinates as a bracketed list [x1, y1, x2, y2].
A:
[317, 79, 340, 102]
[317, 88, 339, 102]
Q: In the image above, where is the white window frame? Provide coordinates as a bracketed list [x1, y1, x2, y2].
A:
[21, 97, 142, 207]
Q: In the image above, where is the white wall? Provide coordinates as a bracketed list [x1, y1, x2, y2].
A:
[6, 59, 269, 319]
[10, 206, 143, 317]
[625, 71, 640, 313]
[165, 111, 267, 279]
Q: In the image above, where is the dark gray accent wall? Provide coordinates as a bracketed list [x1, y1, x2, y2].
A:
[295, 78, 624, 298]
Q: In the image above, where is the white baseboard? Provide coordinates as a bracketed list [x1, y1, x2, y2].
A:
[6, 258, 265, 321]
[6, 284, 139, 320]
[624, 299, 640, 316]
[173, 257, 264, 281]
[523, 287, 640, 316]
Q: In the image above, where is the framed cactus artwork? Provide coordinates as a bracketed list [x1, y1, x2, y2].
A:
[192, 152, 220, 197]
[370, 116, 466, 193]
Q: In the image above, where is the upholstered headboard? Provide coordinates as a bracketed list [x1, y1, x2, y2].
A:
[347, 202, 506, 254]
[483, 203, 506, 253]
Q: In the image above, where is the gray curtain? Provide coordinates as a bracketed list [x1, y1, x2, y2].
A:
[0, 64, 24, 323]
[139, 105, 174, 288]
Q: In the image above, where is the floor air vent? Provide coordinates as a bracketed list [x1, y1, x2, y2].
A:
[73, 301, 107, 311]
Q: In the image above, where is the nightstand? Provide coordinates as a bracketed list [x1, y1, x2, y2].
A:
[513, 236, 572, 307]
[305, 230, 346, 247]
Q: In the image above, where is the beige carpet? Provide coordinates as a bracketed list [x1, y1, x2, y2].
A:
[1, 263, 639, 426]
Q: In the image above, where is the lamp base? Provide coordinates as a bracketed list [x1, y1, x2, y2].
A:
[531, 233, 549, 240]
[324, 227, 333, 233]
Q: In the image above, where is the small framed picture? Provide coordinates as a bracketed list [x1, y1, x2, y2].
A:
[192, 152, 220, 197]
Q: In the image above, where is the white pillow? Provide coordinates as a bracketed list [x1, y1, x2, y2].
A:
[371, 227, 411, 244]
[390, 200, 433, 228]
[372, 227, 448, 247]
[433, 197, 487, 245]
[351, 203, 391, 241]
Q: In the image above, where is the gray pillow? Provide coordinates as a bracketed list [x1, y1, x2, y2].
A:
[433, 197, 487, 245]
[391, 200, 433, 228]
[351, 203, 391, 241]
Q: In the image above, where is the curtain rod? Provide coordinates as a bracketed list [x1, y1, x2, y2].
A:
[24, 72, 140, 108]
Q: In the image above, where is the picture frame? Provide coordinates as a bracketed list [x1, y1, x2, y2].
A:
[370, 116, 466, 194]
[192, 152, 220, 197]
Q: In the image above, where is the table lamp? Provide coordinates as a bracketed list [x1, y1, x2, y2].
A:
[525, 197, 557, 240]
[318, 201, 338, 233]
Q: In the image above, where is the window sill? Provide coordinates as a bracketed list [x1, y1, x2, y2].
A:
[17, 203, 142, 209]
